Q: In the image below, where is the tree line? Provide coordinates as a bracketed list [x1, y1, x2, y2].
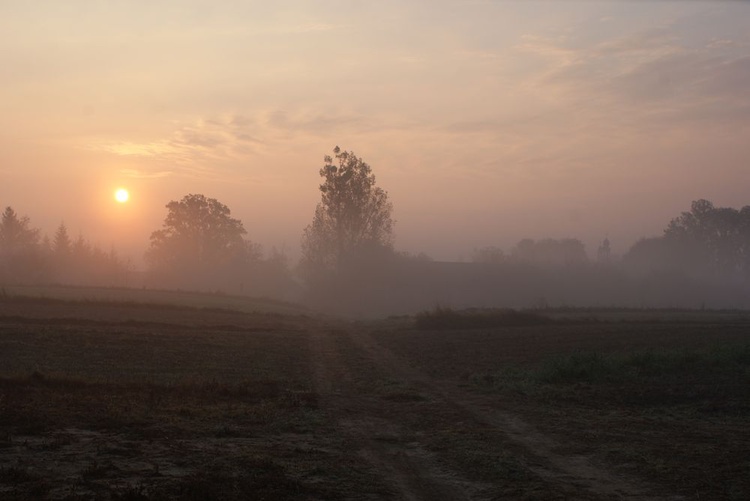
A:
[2, 146, 748, 312]
[0, 207, 129, 286]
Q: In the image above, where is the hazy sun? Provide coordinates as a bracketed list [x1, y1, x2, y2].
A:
[114, 188, 129, 203]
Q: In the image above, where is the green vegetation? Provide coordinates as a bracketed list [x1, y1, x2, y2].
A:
[414, 306, 551, 330]
[467, 342, 750, 500]
[474, 343, 750, 387]
[2, 297, 749, 500]
[536, 344, 750, 384]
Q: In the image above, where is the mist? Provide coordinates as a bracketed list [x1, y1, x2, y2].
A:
[2, 2, 749, 315]
[3, 181, 748, 318]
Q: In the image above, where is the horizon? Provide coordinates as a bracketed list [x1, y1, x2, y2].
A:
[2, 1, 748, 264]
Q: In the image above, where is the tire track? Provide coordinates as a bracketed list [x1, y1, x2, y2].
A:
[309, 328, 477, 501]
[350, 329, 681, 501]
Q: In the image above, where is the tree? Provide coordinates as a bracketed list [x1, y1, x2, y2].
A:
[53, 223, 71, 256]
[509, 238, 588, 267]
[472, 246, 505, 264]
[146, 194, 247, 275]
[0, 207, 43, 283]
[622, 236, 708, 277]
[0, 206, 39, 254]
[300, 146, 394, 275]
[664, 199, 750, 277]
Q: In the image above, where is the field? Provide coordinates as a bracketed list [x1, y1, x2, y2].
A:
[1, 289, 749, 500]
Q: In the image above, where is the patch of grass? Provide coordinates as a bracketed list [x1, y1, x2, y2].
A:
[473, 343, 750, 388]
[472, 343, 750, 413]
[467, 342, 750, 500]
[535, 343, 750, 384]
[415, 306, 551, 330]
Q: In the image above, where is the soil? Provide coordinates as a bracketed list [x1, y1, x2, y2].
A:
[1, 300, 747, 499]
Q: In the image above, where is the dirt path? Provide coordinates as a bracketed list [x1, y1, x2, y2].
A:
[309, 328, 479, 500]
[313, 327, 679, 501]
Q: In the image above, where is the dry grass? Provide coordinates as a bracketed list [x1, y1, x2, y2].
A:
[2, 295, 749, 499]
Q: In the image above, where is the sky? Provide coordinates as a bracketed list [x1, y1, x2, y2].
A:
[1, 1, 749, 264]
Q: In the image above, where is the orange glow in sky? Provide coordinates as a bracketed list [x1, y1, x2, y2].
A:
[1, 1, 748, 265]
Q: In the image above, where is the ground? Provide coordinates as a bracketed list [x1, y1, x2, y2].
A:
[0, 290, 748, 500]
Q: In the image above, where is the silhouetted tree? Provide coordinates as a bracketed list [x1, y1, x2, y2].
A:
[300, 146, 394, 276]
[472, 246, 505, 264]
[0, 207, 42, 283]
[510, 238, 588, 267]
[398, 251, 433, 262]
[622, 236, 708, 277]
[53, 223, 71, 256]
[664, 199, 750, 277]
[242, 246, 299, 299]
[146, 194, 249, 288]
[0, 207, 39, 253]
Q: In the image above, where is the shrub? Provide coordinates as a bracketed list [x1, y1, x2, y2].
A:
[414, 306, 550, 330]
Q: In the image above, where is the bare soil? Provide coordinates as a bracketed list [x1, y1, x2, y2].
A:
[1, 299, 747, 499]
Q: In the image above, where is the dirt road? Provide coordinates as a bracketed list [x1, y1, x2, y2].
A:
[309, 327, 679, 500]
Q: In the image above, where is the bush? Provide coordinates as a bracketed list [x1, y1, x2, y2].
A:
[414, 306, 550, 330]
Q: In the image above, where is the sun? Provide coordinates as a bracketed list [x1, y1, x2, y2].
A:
[114, 188, 129, 203]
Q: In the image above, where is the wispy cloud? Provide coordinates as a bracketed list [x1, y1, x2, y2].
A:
[514, 23, 750, 132]
[119, 169, 173, 179]
[264, 109, 373, 136]
[515, 34, 578, 67]
[85, 114, 265, 171]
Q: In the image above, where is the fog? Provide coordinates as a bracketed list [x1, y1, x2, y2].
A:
[1, 2, 749, 315]
[2, 181, 748, 317]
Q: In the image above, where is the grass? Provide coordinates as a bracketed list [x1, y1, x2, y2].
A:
[3, 296, 750, 500]
[534, 343, 750, 384]
[473, 343, 750, 413]
[414, 306, 550, 330]
[0, 284, 308, 316]
[470, 343, 750, 387]
[468, 342, 750, 500]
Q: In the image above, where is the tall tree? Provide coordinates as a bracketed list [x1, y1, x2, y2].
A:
[0, 206, 39, 253]
[53, 223, 71, 256]
[146, 194, 248, 277]
[665, 199, 750, 276]
[301, 146, 394, 274]
[0, 206, 42, 283]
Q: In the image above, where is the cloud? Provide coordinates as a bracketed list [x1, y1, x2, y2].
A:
[92, 141, 178, 158]
[516, 24, 750, 130]
[85, 114, 265, 171]
[119, 169, 173, 179]
[265, 109, 372, 136]
[515, 34, 577, 67]
[81, 106, 403, 181]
